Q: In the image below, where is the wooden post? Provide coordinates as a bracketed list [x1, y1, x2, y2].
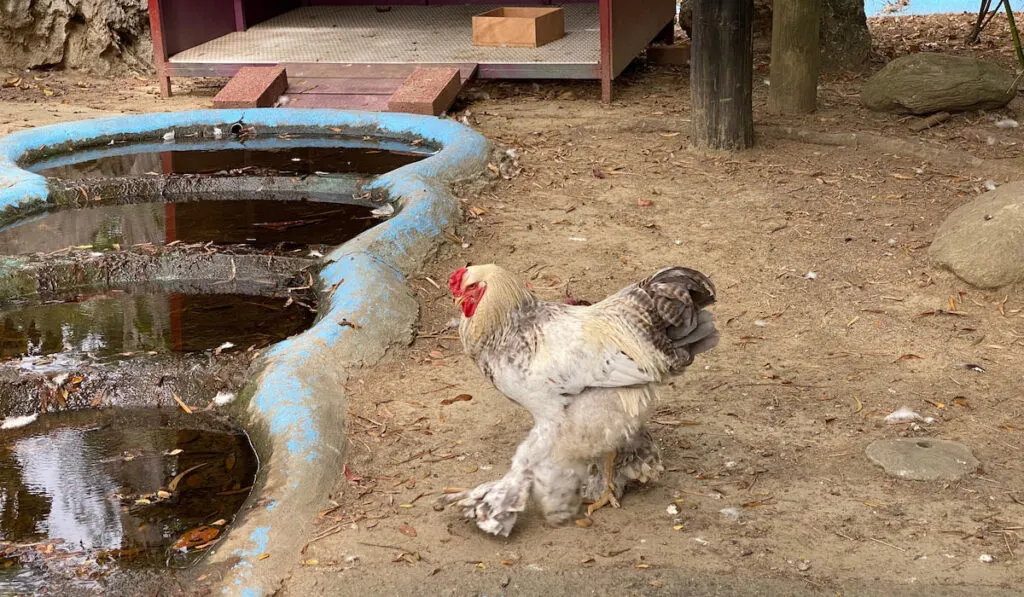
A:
[690, 0, 754, 150]
[147, 0, 173, 97]
[768, 0, 820, 114]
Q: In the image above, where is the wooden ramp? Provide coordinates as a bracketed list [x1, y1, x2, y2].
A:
[213, 64, 476, 115]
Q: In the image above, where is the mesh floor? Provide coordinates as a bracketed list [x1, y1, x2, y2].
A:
[170, 5, 600, 66]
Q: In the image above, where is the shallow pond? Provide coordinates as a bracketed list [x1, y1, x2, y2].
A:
[0, 285, 314, 362]
[0, 408, 257, 593]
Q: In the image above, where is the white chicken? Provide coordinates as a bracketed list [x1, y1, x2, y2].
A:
[439, 264, 718, 536]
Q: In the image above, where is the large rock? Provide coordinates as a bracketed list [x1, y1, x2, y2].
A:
[866, 438, 979, 481]
[862, 53, 1016, 114]
[931, 182, 1024, 289]
[0, 0, 152, 74]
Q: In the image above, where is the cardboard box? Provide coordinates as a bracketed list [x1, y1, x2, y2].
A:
[472, 7, 564, 48]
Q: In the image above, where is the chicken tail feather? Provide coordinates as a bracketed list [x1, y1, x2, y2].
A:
[639, 267, 719, 369]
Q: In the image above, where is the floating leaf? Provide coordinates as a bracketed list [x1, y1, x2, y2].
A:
[172, 394, 193, 414]
[169, 463, 208, 492]
[173, 526, 220, 551]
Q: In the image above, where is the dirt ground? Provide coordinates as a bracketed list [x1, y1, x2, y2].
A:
[3, 13, 1024, 597]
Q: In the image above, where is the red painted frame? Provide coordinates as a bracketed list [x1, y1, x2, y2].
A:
[149, 0, 674, 102]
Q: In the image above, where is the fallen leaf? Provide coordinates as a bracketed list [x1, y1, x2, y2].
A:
[225, 452, 237, 471]
[135, 498, 152, 505]
[428, 350, 445, 360]
[398, 523, 417, 537]
[593, 167, 607, 179]
[89, 390, 104, 407]
[894, 354, 922, 362]
[258, 553, 270, 560]
[343, 464, 362, 482]
[169, 463, 208, 492]
[637, 198, 655, 207]
[164, 448, 183, 456]
[469, 205, 487, 216]
[157, 490, 171, 499]
[440, 393, 473, 406]
[172, 526, 220, 550]
[211, 519, 227, 526]
[635, 563, 650, 569]
[172, 394, 193, 414]
[303, 559, 319, 566]
[575, 518, 593, 528]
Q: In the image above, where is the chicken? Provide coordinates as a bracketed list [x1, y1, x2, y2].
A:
[438, 264, 718, 536]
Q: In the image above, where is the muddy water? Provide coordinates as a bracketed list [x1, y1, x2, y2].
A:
[0, 409, 257, 592]
[0, 199, 377, 254]
[0, 286, 314, 361]
[32, 142, 428, 180]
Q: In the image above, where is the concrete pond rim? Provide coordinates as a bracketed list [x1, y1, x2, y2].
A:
[0, 108, 493, 595]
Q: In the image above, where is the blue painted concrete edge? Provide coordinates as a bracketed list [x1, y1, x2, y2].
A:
[0, 108, 492, 597]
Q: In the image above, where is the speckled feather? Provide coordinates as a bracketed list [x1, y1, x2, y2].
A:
[445, 264, 718, 535]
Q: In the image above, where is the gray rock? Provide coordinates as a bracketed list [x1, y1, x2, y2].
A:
[930, 181, 1024, 288]
[866, 438, 979, 481]
[861, 53, 1016, 115]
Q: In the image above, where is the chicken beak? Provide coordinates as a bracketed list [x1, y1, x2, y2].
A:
[454, 295, 466, 307]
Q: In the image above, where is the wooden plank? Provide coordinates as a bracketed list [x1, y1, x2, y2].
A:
[609, 0, 674, 78]
[388, 67, 461, 115]
[213, 65, 289, 108]
[285, 93, 390, 111]
[159, 0, 237, 57]
[282, 62, 477, 82]
[287, 77, 406, 95]
[241, 0, 302, 29]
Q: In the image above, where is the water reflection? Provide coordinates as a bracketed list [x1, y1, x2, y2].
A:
[33, 143, 428, 180]
[0, 410, 257, 567]
[0, 287, 314, 361]
[10, 429, 124, 551]
[0, 199, 377, 255]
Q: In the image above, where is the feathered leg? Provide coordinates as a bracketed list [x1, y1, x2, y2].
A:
[437, 422, 552, 536]
[531, 458, 584, 526]
[585, 451, 620, 516]
[581, 427, 664, 505]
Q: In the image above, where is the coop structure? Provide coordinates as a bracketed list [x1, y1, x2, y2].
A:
[147, 1, 676, 104]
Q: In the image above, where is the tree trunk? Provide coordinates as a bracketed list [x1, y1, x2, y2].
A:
[690, 0, 755, 150]
[768, 0, 820, 114]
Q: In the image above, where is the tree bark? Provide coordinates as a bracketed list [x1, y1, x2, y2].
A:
[768, 0, 820, 114]
[690, 0, 755, 150]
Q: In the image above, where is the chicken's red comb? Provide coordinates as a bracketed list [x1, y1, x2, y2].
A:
[449, 267, 468, 295]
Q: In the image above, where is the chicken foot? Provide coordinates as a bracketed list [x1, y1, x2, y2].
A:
[585, 451, 621, 516]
